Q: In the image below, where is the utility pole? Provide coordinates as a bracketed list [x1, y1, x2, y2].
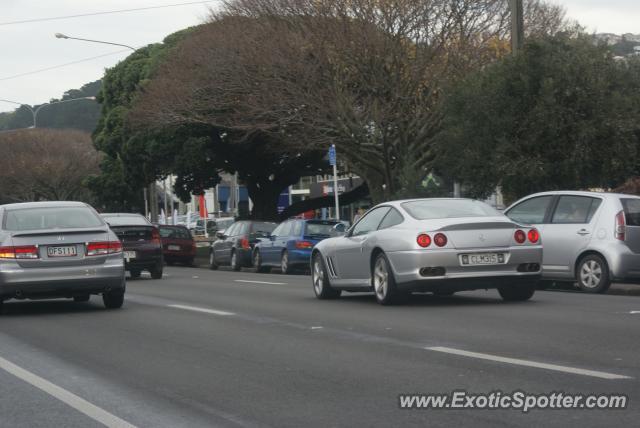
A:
[510, 0, 524, 53]
[329, 145, 340, 220]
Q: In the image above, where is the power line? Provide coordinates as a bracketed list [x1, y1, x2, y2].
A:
[0, 50, 131, 81]
[0, 1, 217, 26]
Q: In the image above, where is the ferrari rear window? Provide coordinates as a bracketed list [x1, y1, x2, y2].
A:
[402, 200, 501, 220]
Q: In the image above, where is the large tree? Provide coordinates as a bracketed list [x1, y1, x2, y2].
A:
[435, 34, 640, 202]
[0, 129, 100, 204]
[133, 0, 568, 202]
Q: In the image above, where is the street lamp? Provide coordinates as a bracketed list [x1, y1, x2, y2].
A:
[54, 33, 153, 217]
[0, 96, 96, 128]
[54, 33, 136, 51]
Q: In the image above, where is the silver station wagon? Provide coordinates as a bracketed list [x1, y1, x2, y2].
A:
[311, 198, 542, 305]
[505, 191, 640, 293]
[0, 201, 126, 310]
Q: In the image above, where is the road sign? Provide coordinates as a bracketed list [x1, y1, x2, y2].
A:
[328, 145, 337, 166]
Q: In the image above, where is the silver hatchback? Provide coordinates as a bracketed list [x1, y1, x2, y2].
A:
[0, 201, 126, 310]
[505, 191, 640, 293]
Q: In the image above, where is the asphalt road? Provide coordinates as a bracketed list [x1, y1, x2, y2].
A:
[1, 266, 639, 427]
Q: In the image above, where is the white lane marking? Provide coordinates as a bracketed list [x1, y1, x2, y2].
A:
[234, 279, 287, 285]
[311, 326, 323, 330]
[0, 355, 137, 428]
[630, 311, 640, 314]
[425, 346, 631, 380]
[167, 304, 235, 316]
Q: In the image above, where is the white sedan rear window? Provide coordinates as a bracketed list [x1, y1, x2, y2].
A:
[4, 207, 103, 231]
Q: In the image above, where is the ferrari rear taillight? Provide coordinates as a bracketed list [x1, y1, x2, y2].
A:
[433, 233, 448, 247]
[615, 210, 626, 241]
[0, 245, 39, 259]
[295, 240, 314, 249]
[86, 241, 123, 256]
[514, 230, 526, 244]
[527, 228, 540, 244]
[240, 237, 250, 249]
[417, 234, 431, 248]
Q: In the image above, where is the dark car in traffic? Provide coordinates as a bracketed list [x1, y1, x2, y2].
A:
[253, 219, 342, 274]
[102, 213, 164, 279]
[209, 220, 277, 271]
[159, 225, 196, 266]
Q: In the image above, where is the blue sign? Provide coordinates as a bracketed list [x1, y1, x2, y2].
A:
[277, 188, 290, 214]
[328, 145, 336, 166]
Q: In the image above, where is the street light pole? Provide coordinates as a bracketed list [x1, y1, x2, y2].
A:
[54, 33, 136, 51]
[1, 97, 96, 128]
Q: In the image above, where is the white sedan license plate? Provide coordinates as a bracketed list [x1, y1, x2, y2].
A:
[47, 245, 77, 258]
[124, 251, 137, 260]
[460, 253, 504, 266]
[168, 245, 181, 251]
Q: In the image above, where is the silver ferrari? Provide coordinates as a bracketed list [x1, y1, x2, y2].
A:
[311, 199, 542, 305]
[0, 201, 126, 311]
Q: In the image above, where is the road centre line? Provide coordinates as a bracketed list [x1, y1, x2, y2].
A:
[167, 304, 235, 316]
[234, 279, 288, 285]
[425, 346, 631, 380]
[0, 355, 137, 428]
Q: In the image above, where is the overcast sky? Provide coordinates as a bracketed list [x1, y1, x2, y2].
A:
[1, 0, 638, 113]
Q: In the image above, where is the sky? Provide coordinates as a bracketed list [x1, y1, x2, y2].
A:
[0, 0, 638, 113]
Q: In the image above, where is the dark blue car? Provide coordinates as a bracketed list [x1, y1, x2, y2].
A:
[253, 219, 341, 274]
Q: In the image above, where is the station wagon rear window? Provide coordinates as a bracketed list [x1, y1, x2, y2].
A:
[4, 207, 103, 231]
[159, 227, 192, 239]
[401, 200, 500, 220]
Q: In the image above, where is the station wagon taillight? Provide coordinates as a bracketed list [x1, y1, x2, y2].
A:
[151, 228, 161, 245]
[514, 230, 526, 244]
[615, 210, 626, 241]
[295, 240, 314, 249]
[527, 228, 540, 244]
[0, 245, 39, 259]
[417, 234, 431, 248]
[86, 241, 123, 256]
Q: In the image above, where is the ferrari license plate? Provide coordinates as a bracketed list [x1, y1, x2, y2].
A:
[47, 245, 77, 258]
[460, 253, 504, 266]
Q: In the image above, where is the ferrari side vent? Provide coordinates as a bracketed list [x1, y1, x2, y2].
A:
[325, 256, 338, 278]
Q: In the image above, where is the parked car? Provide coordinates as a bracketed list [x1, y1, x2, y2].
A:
[101, 213, 164, 279]
[253, 219, 342, 274]
[311, 198, 542, 305]
[0, 201, 125, 309]
[505, 191, 640, 293]
[193, 218, 214, 237]
[209, 220, 277, 271]
[212, 218, 235, 236]
[159, 225, 196, 266]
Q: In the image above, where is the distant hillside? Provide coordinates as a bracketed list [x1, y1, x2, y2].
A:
[0, 80, 102, 133]
[595, 33, 640, 56]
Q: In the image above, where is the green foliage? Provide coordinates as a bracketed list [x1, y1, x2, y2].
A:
[89, 29, 196, 211]
[436, 34, 640, 202]
[0, 80, 101, 132]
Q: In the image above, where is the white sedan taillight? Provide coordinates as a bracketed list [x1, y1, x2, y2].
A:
[86, 241, 123, 256]
[0, 245, 39, 259]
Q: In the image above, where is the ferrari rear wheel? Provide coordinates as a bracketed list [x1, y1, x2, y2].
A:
[312, 253, 341, 299]
[373, 253, 403, 305]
